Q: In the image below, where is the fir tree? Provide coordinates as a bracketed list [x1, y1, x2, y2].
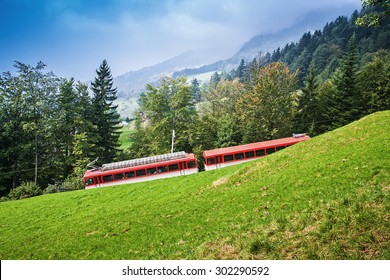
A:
[295, 67, 319, 135]
[236, 59, 246, 83]
[332, 33, 363, 127]
[90, 60, 121, 164]
[190, 78, 202, 102]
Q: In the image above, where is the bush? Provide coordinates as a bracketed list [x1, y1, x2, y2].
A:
[8, 181, 43, 200]
[44, 184, 59, 194]
[61, 175, 84, 190]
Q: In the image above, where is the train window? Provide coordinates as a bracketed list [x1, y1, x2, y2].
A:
[235, 153, 244, 160]
[207, 157, 215, 165]
[266, 148, 275, 155]
[85, 178, 94, 186]
[147, 167, 157, 175]
[255, 150, 265, 157]
[245, 151, 255, 158]
[125, 171, 135, 178]
[276, 146, 285, 151]
[136, 169, 146, 176]
[103, 175, 113, 182]
[169, 163, 179, 171]
[224, 154, 234, 162]
[114, 173, 124, 180]
[158, 165, 168, 173]
[188, 161, 196, 168]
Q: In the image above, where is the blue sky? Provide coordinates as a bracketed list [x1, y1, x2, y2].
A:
[0, 0, 361, 81]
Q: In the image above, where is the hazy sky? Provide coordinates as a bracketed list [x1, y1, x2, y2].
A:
[1, 0, 361, 81]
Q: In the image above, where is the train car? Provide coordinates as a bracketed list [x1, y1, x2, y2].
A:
[203, 134, 310, 171]
[83, 151, 198, 189]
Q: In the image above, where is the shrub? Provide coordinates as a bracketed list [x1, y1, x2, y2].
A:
[0, 196, 9, 203]
[61, 175, 84, 191]
[44, 184, 59, 194]
[8, 181, 43, 200]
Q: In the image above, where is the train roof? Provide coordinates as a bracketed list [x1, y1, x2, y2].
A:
[203, 135, 310, 158]
[84, 152, 196, 178]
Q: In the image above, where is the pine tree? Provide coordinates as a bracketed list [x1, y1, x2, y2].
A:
[236, 59, 246, 83]
[90, 60, 121, 164]
[358, 50, 390, 113]
[295, 67, 320, 135]
[332, 33, 363, 127]
[55, 78, 78, 174]
[190, 78, 202, 102]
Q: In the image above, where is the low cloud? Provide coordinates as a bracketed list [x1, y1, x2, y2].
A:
[1, 0, 361, 80]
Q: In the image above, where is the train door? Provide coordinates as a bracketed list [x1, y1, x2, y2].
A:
[180, 162, 187, 175]
[216, 156, 222, 169]
[94, 176, 101, 188]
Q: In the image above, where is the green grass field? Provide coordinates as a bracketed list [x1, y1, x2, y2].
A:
[119, 122, 135, 150]
[0, 111, 389, 260]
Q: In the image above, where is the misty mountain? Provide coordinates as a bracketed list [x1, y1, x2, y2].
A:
[114, 8, 358, 97]
[114, 49, 219, 97]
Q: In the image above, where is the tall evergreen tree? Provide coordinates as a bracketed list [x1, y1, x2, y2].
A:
[236, 59, 246, 83]
[295, 67, 320, 135]
[90, 60, 121, 164]
[332, 33, 363, 127]
[55, 78, 78, 175]
[358, 50, 390, 113]
[190, 78, 202, 102]
[210, 72, 221, 89]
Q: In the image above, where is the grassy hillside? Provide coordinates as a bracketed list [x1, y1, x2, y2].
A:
[119, 122, 135, 150]
[0, 111, 389, 260]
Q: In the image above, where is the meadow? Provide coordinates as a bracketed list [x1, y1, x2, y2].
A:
[0, 111, 388, 259]
[118, 122, 135, 150]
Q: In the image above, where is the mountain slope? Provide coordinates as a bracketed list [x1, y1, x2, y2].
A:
[0, 111, 389, 259]
[114, 49, 220, 97]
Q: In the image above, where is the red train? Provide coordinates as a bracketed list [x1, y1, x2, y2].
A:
[203, 134, 310, 171]
[83, 134, 310, 189]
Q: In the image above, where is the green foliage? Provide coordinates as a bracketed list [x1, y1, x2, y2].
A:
[355, 0, 390, 27]
[0, 62, 59, 194]
[237, 62, 297, 142]
[61, 175, 84, 190]
[7, 181, 42, 200]
[129, 76, 196, 156]
[43, 184, 59, 194]
[358, 50, 390, 113]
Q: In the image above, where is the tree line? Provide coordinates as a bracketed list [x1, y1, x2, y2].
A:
[0, 60, 121, 197]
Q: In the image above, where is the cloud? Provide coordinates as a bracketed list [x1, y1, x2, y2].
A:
[0, 0, 362, 80]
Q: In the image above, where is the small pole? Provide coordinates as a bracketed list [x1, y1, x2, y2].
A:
[171, 129, 175, 153]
